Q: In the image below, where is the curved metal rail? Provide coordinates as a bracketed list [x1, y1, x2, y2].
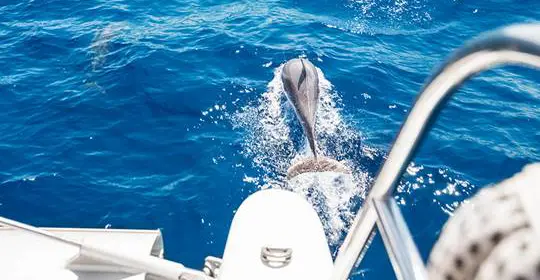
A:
[332, 23, 540, 280]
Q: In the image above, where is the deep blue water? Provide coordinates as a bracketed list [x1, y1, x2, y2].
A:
[1, 0, 539, 278]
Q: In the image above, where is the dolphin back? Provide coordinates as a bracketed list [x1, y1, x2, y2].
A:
[281, 58, 320, 157]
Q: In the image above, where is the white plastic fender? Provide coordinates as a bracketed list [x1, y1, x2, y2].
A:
[218, 189, 333, 280]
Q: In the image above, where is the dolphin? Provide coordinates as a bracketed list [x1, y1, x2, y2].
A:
[281, 58, 350, 179]
[91, 22, 126, 71]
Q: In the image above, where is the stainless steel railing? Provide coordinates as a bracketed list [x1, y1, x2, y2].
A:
[331, 23, 540, 280]
[0, 216, 210, 280]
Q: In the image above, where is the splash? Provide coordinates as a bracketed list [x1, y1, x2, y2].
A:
[231, 66, 295, 186]
[226, 62, 478, 244]
[230, 64, 372, 244]
[396, 162, 477, 215]
[287, 172, 366, 244]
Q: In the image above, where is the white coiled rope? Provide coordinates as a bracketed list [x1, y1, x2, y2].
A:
[428, 163, 540, 280]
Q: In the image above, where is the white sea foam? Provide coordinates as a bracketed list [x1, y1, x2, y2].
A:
[207, 61, 476, 245]
[230, 63, 372, 244]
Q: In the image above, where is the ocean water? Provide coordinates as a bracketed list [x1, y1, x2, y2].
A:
[0, 0, 539, 278]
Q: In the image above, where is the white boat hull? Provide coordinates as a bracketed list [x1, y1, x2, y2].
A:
[218, 189, 333, 280]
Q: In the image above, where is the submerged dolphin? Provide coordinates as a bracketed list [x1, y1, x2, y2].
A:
[281, 58, 350, 179]
[91, 22, 126, 71]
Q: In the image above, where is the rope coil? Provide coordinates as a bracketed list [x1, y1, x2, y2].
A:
[428, 164, 540, 280]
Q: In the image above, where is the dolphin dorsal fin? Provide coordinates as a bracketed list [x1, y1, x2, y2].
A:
[298, 59, 307, 90]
